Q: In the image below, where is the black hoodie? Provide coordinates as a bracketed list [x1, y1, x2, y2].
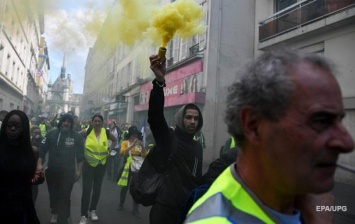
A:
[148, 79, 203, 214]
[39, 114, 84, 173]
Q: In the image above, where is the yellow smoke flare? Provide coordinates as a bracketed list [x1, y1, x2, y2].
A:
[151, 0, 204, 47]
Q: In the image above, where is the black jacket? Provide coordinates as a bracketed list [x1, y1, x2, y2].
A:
[39, 128, 84, 173]
[148, 79, 203, 209]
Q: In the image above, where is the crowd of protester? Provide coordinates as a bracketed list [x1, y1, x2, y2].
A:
[0, 49, 353, 224]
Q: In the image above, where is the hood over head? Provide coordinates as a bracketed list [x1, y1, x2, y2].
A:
[174, 103, 203, 134]
[57, 113, 74, 130]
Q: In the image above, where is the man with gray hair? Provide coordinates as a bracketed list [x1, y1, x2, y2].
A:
[184, 50, 354, 223]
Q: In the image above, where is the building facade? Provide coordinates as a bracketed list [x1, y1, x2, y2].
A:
[82, 0, 355, 171]
[82, 0, 256, 163]
[0, 0, 49, 116]
[45, 56, 81, 117]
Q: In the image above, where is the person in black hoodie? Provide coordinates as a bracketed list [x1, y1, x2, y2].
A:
[148, 54, 203, 224]
[38, 113, 85, 224]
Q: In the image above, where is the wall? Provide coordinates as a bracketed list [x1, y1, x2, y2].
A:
[326, 31, 355, 185]
[203, 0, 255, 164]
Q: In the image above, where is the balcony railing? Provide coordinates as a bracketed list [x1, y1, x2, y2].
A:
[259, 0, 355, 42]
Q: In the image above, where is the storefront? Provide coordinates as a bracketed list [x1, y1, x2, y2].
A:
[135, 59, 205, 123]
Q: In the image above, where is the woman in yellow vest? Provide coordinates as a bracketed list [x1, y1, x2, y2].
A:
[117, 126, 147, 218]
[78, 114, 117, 224]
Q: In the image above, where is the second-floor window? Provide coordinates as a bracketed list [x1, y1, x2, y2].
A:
[275, 0, 297, 12]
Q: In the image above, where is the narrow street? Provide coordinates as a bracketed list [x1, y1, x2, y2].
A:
[35, 177, 151, 224]
[34, 169, 355, 224]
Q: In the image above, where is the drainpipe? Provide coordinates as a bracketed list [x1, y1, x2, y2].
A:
[212, 0, 223, 158]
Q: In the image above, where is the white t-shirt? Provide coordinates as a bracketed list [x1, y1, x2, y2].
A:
[109, 128, 119, 149]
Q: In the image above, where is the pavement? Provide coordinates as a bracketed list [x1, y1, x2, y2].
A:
[35, 176, 151, 224]
[35, 172, 355, 224]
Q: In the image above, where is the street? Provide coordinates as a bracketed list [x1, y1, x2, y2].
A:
[34, 174, 355, 224]
[35, 177, 151, 224]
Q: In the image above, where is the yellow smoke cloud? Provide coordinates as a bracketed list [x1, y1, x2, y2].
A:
[150, 0, 204, 47]
[95, 0, 157, 50]
[96, 0, 204, 49]
[4, 0, 204, 58]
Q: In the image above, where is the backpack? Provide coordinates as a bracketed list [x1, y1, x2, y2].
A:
[130, 136, 178, 206]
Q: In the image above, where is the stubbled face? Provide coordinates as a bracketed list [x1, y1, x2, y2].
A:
[6, 114, 23, 141]
[183, 109, 199, 134]
[60, 119, 72, 132]
[92, 117, 103, 129]
[258, 62, 354, 195]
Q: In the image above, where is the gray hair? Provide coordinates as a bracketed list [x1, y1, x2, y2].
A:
[225, 50, 336, 148]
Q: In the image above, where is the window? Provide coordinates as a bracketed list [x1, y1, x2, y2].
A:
[173, 38, 180, 62]
[133, 95, 140, 106]
[168, 41, 174, 59]
[180, 38, 187, 59]
[275, 0, 297, 12]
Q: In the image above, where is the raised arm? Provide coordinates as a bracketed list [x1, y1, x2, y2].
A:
[148, 55, 172, 153]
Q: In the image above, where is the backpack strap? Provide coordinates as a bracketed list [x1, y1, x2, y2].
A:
[106, 129, 110, 140]
[86, 126, 93, 137]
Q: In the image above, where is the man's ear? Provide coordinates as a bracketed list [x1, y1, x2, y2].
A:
[239, 105, 260, 144]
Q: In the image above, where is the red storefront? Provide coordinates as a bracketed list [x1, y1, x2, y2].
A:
[134, 59, 205, 125]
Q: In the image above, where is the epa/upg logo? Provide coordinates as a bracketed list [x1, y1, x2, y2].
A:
[316, 206, 347, 212]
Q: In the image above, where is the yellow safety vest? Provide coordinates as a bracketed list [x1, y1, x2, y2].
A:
[185, 165, 277, 224]
[230, 137, 235, 149]
[120, 130, 128, 143]
[39, 124, 46, 137]
[85, 128, 109, 167]
[117, 156, 132, 187]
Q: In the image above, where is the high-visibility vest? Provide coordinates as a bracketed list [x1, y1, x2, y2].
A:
[185, 165, 277, 224]
[117, 156, 132, 187]
[229, 137, 235, 149]
[85, 128, 109, 167]
[120, 130, 128, 143]
[39, 124, 46, 137]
